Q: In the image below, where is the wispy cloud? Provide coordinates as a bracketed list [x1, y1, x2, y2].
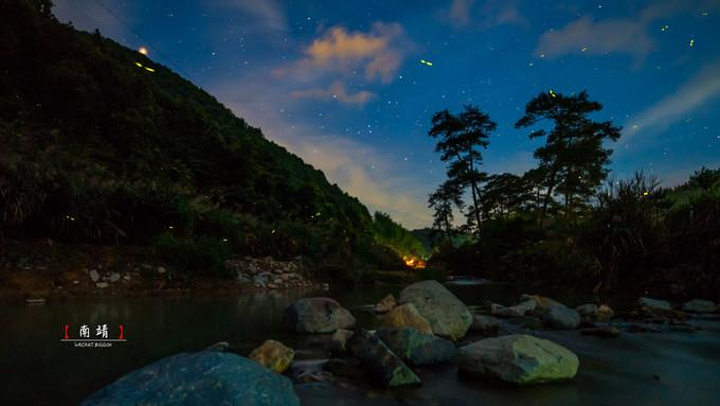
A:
[212, 0, 287, 32]
[625, 58, 720, 138]
[442, 0, 528, 30]
[279, 22, 413, 84]
[290, 81, 377, 106]
[534, 0, 711, 65]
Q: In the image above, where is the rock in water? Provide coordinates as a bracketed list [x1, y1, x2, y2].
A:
[399, 280, 472, 339]
[81, 352, 299, 405]
[575, 304, 598, 317]
[249, 340, 294, 373]
[490, 300, 537, 318]
[376, 328, 457, 366]
[458, 335, 579, 385]
[596, 304, 615, 320]
[681, 299, 716, 313]
[328, 329, 354, 354]
[347, 330, 421, 388]
[543, 305, 580, 330]
[637, 297, 672, 311]
[375, 294, 397, 313]
[470, 315, 500, 333]
[380, 303, 433, 335]
[285, 297, 356, 333]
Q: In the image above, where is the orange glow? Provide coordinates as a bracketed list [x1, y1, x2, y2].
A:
[403, 255, 426, 269]
[138, 46, 148, 55]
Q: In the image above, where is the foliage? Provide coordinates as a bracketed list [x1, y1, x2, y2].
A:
[0, 1, 414, 278]
[372, 212, 427, 258]
[428, 105, 495, 233]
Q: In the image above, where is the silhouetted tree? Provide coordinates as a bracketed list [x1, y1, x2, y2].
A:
[515, 90, 621, 218]
[429, 105, 495, 232]
[429, 180, 464, 243]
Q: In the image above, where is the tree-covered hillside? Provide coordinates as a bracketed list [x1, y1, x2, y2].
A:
[0, 0, 417, 277]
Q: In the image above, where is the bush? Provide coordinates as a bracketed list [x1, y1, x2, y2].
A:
[154, 232, 231, 277]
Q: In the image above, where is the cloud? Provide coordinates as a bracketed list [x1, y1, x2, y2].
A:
[625, 59, 720, 138]
[442, 0, 528, 30]
[290, 81, 377, 106]
[282, 22, 413, 84]
[534, 0, 714, 63]
[212, 0, 286, 32]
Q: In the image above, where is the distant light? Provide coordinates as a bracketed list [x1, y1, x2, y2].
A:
[135, 62, 142, 67]
[138, 47, 148, 55]
[581, 46, 588, 52]
[420, 59, 433, 67]
[643, 191, 649, 196]
[144, 66, 155, 72]
[661, 25, 669, 32]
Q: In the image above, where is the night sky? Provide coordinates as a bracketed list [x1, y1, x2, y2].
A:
[53, 0, 720, 228]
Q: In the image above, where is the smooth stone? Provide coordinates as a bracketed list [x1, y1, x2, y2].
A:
[380, 303, 433, 335]
[400, 280, 472, 339]
[96, 282, 109, 289]
[470, 315, 500, 333]
[458, 335, 579, 385]
[638, 297, 672, 311]
[249, 340, 294, 373]
[81, 352, 299, 405]
[491, 300, 537, 318]
[375, 294, 397, 313]
[575, 303, 598, 317]
[681, 299, 716, 313]
[376, 327, 457, 366]
[347, 330, 421, 389]
[543, 305, 580, 330]
[328, 329, 354, 354]
[596, 304, 615, 320]
[285, 297, 356, 333]
[89, 269, 100, 282]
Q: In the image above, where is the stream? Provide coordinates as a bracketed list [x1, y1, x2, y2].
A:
[1, 280, 719, 405]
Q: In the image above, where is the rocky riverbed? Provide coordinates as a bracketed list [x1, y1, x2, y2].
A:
[2, 279, 719, 405]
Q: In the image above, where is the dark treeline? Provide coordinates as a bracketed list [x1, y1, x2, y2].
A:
[427, 94, 720, 301]
[0, 0, 427, 282]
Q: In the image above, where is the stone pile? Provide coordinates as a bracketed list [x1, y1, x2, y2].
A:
[226, 256, 319, 290]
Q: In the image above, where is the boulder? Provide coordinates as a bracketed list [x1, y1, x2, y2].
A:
[543, 305, 580, 330]
[328, 329, 354, 354]
[380, 303, 433, 335]
[575, 304, 598, 317]
[637, 297, 672, 311]
[376, 328, 457, 366]
[89, 269, 100, 282]
[596, 304, 615, 320]
[375, 294, 397, 313]
[249, 340, 294, 373]
[681, 299, 716, 314]
[519, 294, 563, 315]
[399, 280, 472, 339]
[458, 335, 579, 385]
[109, 273, 121, 283]
[581, 326, 621, 338]
[490, 300, 536, 318]
[81, 352, 299, 405]
[347, 330, 421, 388]
[470, 315, 500, 333]
[285, 297, 356, 333]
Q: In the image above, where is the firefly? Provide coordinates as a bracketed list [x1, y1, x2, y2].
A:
[643, 191, 649, 196]
[689, 37, 695, 47]
[138, 46, 148, 55]
[581, 46, 588, 52]
[661, 25, 669, 32]
[420, 59, 433, 67]
[144, 66, 155, 72]
[549, 89, 557, 98]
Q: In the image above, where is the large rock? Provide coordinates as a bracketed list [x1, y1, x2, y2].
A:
[285, 297, 356, 333]
[458, 335, 579, 385]
[347, 330, 421, 388]
[375, 294, 397, 313]
[637, 297, 672, 311]
[380, 303, 433, 335]
[399, 280, 472, 339]
[470, 315, 500, 333]
[327, 329, 354, 354]
[376, 327, 457, 366]
[490, 300, 537, 318]
[596, 304, 615, 320]
[249, 340, 294, 373]
[543, 305, 580, 330]
[575, 304, 598, 317]
[681, 299, 716, 313]
[82, 351, 299, 405]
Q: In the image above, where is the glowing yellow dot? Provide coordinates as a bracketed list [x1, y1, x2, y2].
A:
[549, 89, 557, 98]
[689, 38, 694, 47]
[138, 47, 148, 55]
[661, 25, 669, 32]
[581, 46, 588, 52]
[144, 66, 155, 72]
[168, 226, 174, 229]
[135, 62, 143, 67]
[643, 191, 649, 196]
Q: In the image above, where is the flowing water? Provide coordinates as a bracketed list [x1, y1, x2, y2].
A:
[1, 281, 719, 405]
